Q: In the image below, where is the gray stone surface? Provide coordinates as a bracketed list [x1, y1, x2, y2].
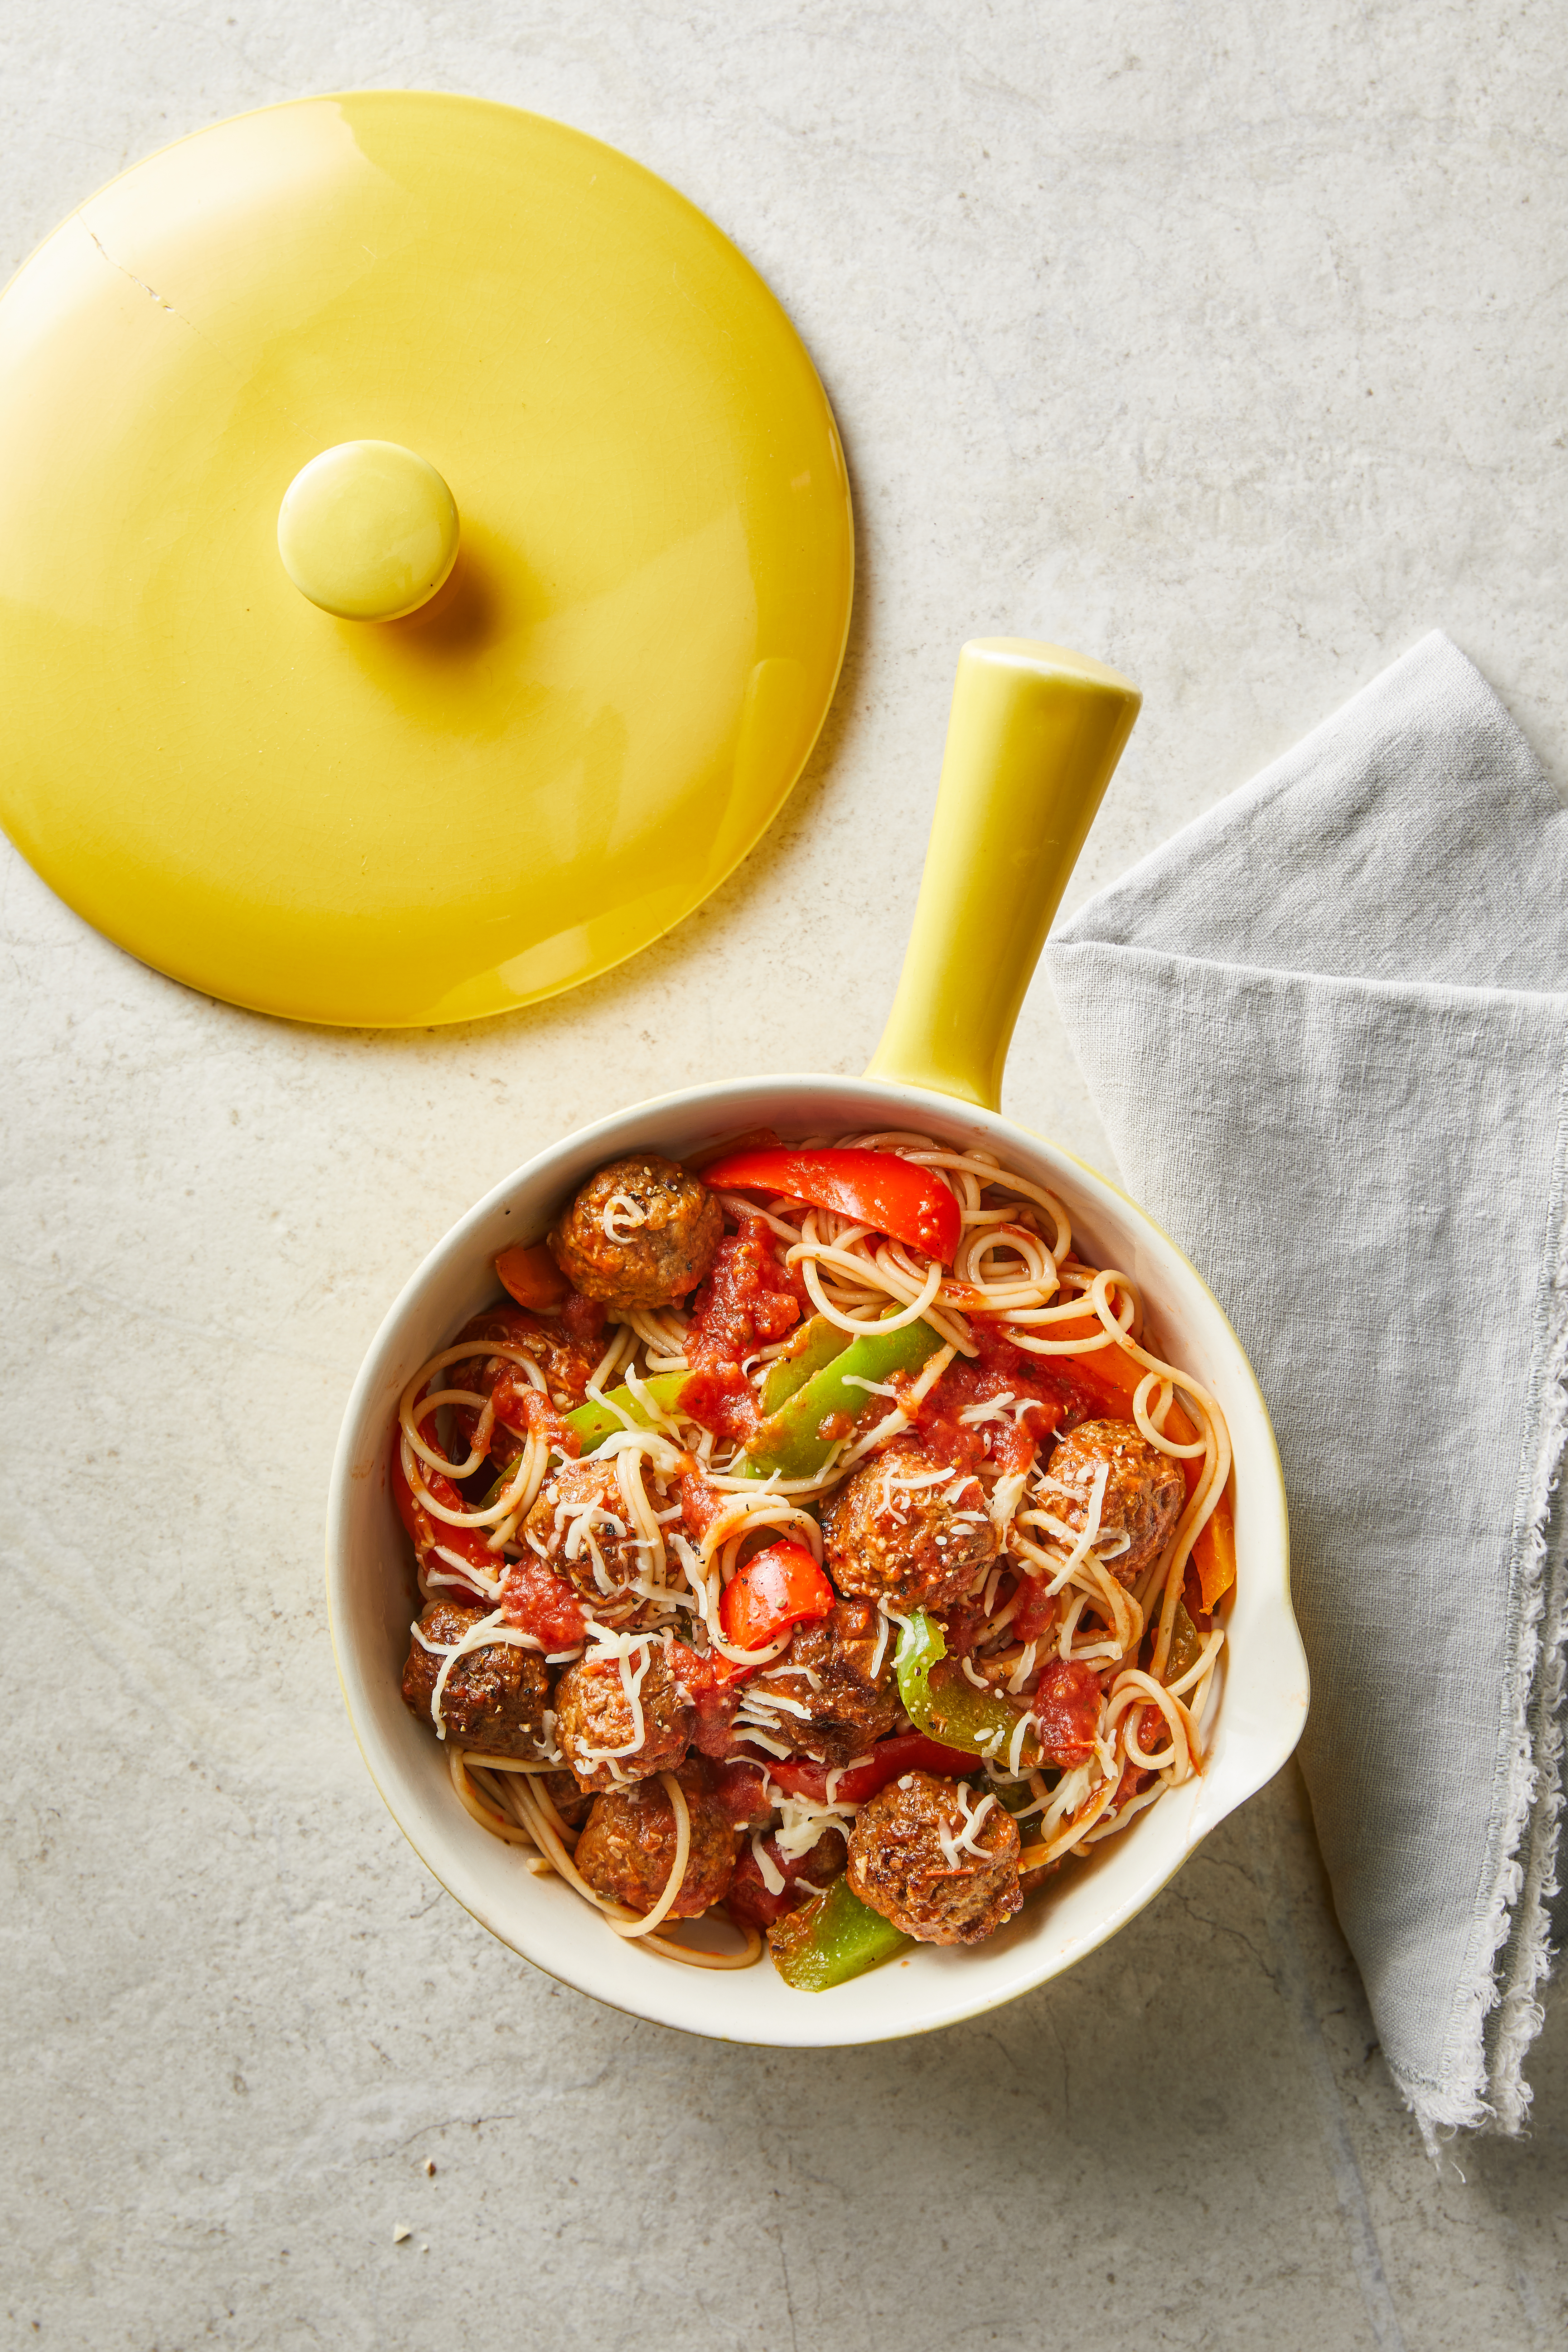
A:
[2, 3, 1565, 2346]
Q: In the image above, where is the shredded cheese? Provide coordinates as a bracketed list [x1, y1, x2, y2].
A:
[600, 1191, 649, 1241]
[937, 1786, 997, 1868]
[741, 1686, 814, 1721]
[773, 1793, 856, 1865]
[750, 1832, 786, 1895]
[568, 1625, 655, 1766]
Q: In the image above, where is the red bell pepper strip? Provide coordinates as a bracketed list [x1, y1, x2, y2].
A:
[698, 1146, 962, 1265]
[766, 1730, 980, 1807]
[719, 1540, 835, 1651]
[389, 1425, 496, 1599]
[728, 1829, 847, 1932]
[495, 1242, 570, 1310]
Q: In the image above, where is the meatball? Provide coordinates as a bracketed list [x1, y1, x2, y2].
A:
[669, 1647, 742, 1758]
[554, 1638, 693, 1791]
[847, 1770, 1022, 1945]
[549, 1154, 722, 1309]
[449, 1305, 597, 1419]
[737, 1599, 899, 1766]
[1043, 1419, 1185, 1583]
[401, 1601, 551, 1758]
[539, 1769, 594, 1830]
[523, 1456, 652, 1627]
[574, 1762, 740, 1918]
[703, 1756, 776, 1828]
[822, 1436, 998, 1613]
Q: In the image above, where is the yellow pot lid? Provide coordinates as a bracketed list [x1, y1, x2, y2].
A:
[0, 93, 853, 1026]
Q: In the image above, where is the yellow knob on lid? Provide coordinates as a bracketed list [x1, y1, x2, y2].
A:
[277, 440, 460, 621]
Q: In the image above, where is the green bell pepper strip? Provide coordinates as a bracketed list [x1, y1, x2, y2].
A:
[758, 1315, 853, 1416]
[768, 1874, 911, 1990]
[563, 1371, 692, 1455]
[895, 1610, 1040, 1769]
[1166, 1596, 1202, 1684]
[742, 1317, 946, 1481]
[476, 1464, 517, 1512]
[558, 1311, 940, 1467]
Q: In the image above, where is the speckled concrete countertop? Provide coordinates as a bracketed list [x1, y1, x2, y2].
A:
[3, 4, 1565, 2346]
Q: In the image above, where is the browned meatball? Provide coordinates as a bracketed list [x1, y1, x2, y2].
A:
[1043, 1419, 1186, 1583]
[737, 1599, 899, 1766]
[822, 1436, 998, 1613]
[847, 1770, 1022, 1945]
[523, 1456, 652, 1627]
[574, 1762, 740, 1918]
[540, 1769, 594, 1829]
[549, 1154, 722, 1309]
[401, 1602, 550, 1758]
[554, 1638, 693, 1791]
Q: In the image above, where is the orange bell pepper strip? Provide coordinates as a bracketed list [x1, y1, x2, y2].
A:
[1192, 1498, 1236, 1613]
[495, 1242, 570, 1310]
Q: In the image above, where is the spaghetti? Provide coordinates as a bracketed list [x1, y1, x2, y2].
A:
[391, 1132, 1235, 1987]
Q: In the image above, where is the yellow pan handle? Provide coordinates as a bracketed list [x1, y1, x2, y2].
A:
[866, 637, 1141, 1112]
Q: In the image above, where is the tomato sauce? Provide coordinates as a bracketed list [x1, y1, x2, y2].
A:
[1011, 1577, 1058, 1646]
[500, 1558, 588, 1647]
[669, 1645, 744, 1753]
[898, 1320, 1087, 1481]
[705, 1757, 772, 1826]
[445, 1306, 599, 1466]
[678, 1467, 728, 1542]
[516, 1385, 584, 1459]
[681, 1214, 802, 1442]
[939, 1597, 991, 1657]
[561, 1292, 607, 1351]
[1031, 1656, 1102, 1766]
[678, 1363, 757, 1447]
[389, 1424, 496, 1599]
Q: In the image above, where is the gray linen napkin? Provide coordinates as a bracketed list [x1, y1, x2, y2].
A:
[1045, 633, 1568, 2140]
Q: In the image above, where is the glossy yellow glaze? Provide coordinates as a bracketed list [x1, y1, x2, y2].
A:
[277, 441, 460, 621]
[0, 93, 853, 1026]
[867, 640, 1141, 1110]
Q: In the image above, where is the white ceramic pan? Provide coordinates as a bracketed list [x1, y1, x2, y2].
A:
[326, 639, 1306, 2045]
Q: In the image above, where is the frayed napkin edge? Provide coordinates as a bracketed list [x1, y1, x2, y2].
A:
[1397, 1045, 1568, 2152]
